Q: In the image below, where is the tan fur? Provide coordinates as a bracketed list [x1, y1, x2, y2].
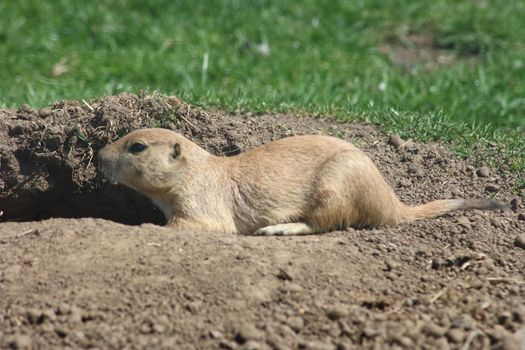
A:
[97, 128, 505, 236]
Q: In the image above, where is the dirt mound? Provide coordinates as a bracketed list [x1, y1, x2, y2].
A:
[1, 94, 524, 349]
[0, 93, 282, 224]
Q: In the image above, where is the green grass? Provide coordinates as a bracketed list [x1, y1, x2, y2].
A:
[1, 0, 524, 179]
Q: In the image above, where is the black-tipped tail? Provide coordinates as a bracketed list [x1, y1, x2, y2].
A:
[457, 199, 507, 211]
[402, 198, 506, 222]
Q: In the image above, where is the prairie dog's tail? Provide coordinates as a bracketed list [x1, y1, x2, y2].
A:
[401, 199, 505, 222]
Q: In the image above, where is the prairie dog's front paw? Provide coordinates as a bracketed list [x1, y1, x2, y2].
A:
[254, 223, 314, 236]
[255, 225, 285, 236]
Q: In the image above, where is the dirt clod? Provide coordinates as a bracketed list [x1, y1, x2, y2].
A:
[388, 134, 404, 149]
[476, 166, 490, 178]
[485, 184, 501, 193]
[398, 179, 412, 187]
[446, 329, 466, 343]
[287, 316, 305, 332]
[510, 197, 521, 211]
[424, 322, 448, 337]
[326, 306, 349, 320]
[514, 234, 525, 249]
[234, 324, 264, 343]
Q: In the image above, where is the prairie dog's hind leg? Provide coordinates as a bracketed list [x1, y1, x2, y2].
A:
[167, 218, 236, 234]
[254, 223, 316, 236]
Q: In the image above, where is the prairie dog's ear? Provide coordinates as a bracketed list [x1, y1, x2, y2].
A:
[172, 143, 181, 159]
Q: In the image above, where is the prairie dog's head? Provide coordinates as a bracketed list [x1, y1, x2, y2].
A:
[98, 128, 208, 196]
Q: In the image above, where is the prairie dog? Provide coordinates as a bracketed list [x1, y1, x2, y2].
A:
[97, 128, 504, 235]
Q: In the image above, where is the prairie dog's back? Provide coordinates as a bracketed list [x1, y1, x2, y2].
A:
[232, 135, 360, 168]
[224, 135, 368, 231]
[228, 135, 362, 188]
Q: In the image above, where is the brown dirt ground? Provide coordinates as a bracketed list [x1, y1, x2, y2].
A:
[0, 94, 524, 350]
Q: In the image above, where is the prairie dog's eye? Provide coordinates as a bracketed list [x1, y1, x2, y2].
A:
[129, 143, 147, 154]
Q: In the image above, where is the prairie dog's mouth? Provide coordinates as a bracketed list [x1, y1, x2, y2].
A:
[98, 160, 119, 185]
[102, 168, 119, 185]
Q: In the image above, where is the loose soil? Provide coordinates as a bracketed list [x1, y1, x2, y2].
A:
[1, 94, 524, 350]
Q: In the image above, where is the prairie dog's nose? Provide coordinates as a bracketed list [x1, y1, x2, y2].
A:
[97, 146, 113, 170]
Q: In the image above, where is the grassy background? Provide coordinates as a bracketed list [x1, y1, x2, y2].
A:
[1, 0, 524, 179]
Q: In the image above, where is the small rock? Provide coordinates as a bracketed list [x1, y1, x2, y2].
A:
[514, 234, 525, 250]
[41, 323, 54, 333]
[446, 328, 465, 343]
[451, 315, 474, 330]
[510, 198, 521, 211]
[287, 316, 304, 332]
[518, 213, 525, 221]
[384, 259, 398, 271]
[18, 104, 32, 113]
[424, 322, 448, 337]
[38, 108, 53, 118]
[388, 134, 404, 149]
[277, 282, 303, 293]
[166, 122, 177, 130]
[396, 336, 413, 347]
[485, 184, 500, 193]
[8, 334, 32, 349]
[2, 265, 22, 282]
[140, 322, 153, 334]
[235, 324, 264, 343]
[362, 327, 378, 337]
[498, 311, 513, 326]
[456, 216, 471, 230]
[242, 340, 263, 350]
[412, 154, 424, 163]
[153, 323, 166, 333]
[276, 268, 294, 281]
[490, 217, 503, 228]
[209, 330, 223, 339]
[41, 308, 57, 322]
[339, 320, 351, 335]
[68, 306, 83, 323]
[476, 166, 490, 178]
[156, 315, 170, 325]
[73, 331, 86, 342]
[185, 301, 202, 314]
[408, 163, 424, 177]
[302, 340, 335, 350]
[327, 325, 342, 337]
[492, 324, 511, 340]
[219, 340, 236, 349]
[326, 306, 349, 320]
[55, 326, 67, 338]
[57, 303, 71, 316]
[277, 324, 296, 338]
[513, 305, 525, 323]
[399, 179, 411, 187]
[26, 308, 42, 324]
